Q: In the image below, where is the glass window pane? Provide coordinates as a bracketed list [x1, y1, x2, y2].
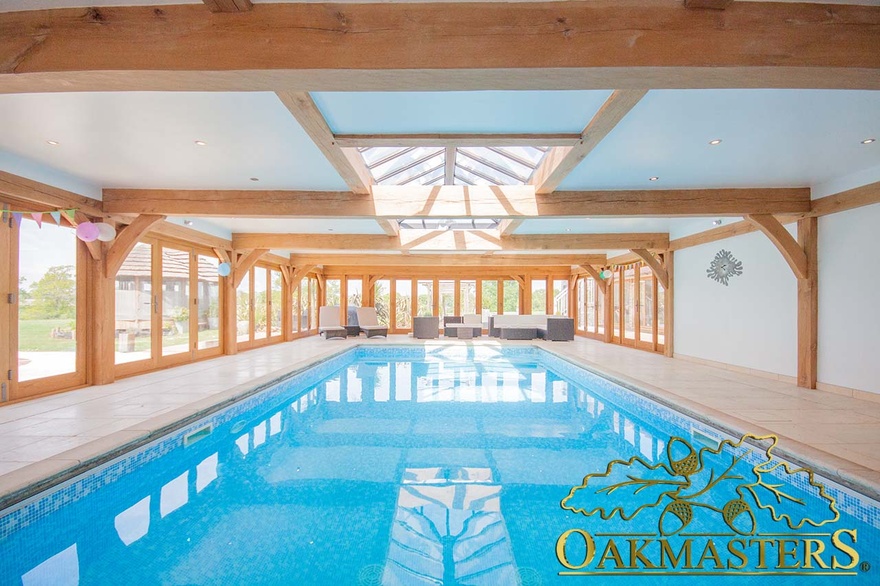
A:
[162, 247, 190, 357]
[586, 278, 596, 332]
[300, 278, 310, 330]
[115, 242, 152, 365]
[531, 279, 546, 315]
[417, 280, 433, 316]
[395, 280, 412, 329]
[640, 266, 653, 343]
[347, 278, 362, 309]
[325, 279, 341, 307]
[613, 272, 621, 339]
[309, 278, 317, 329]
[374, 280, 390, 326]
[597, 279, 605, 335]
[18, 220, 78, 381]
[503, 280, 519, 315]
[624, 266, 636, 340]
[460, 280, 476, 315]
[438, 280, 454, 318]
[291, 284, 300, 333]
[657, 283, 665, 346]
[237, 273, 250, 343]
[577, 278, 585, 330]
[481, 280, 497, 324]
[254, 267, 267, 340]
[270, 270, 282, 337]
[197, 255, 220, 351]
[553, 279, 568, 316]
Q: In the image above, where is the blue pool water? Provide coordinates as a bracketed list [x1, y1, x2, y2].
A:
[0, 346, 877, 585]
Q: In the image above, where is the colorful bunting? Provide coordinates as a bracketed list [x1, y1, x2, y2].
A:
[65, 209, 77, 222]
[31, 212, 43, 227]
[49, 211, 62, 225]
[12, 212, 23, 227]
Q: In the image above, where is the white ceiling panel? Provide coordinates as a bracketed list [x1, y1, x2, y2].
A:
[0, 92, 348, 191]
[558, 89, 880, 191]
[312, 91, 612, 134]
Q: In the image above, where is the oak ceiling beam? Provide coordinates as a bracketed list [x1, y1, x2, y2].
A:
[334, 134, 582, 148]
[0, 171, 103, 217]
[203, 0, 252, 13]
[685, 0, 735, 10]
[531, 90, 648, 194]
[103, 186, 811, 218]
[1, 3, 878, 93]
[231, 231, 668, 252]
[289, 253, 606, 268]
[275, 91, 372, 194]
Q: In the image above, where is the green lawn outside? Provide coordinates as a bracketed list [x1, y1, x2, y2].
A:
[19, 320, 220, 353]
[18, 319, 76, 352]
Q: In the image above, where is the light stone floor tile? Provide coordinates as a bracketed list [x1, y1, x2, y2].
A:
[0, 335, 879, 499]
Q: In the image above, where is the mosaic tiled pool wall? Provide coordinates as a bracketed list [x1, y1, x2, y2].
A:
[1, 344, 876, 542]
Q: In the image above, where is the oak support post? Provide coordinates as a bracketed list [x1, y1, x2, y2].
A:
[86, 254, 115, 385]
[663, 252, 674, 357]
[603, 270, 615, 343]
[797, 216, 818, 389]
[0, 208, 13, 401]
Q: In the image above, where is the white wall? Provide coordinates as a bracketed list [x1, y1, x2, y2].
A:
[818, 203, 880, 395]
[675, 226, 798, 377]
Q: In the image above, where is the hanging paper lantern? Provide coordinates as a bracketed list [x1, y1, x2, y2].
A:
[95, 222, 117, 242]
[218, 262, 232, 277]
[76, 221, 100, 242]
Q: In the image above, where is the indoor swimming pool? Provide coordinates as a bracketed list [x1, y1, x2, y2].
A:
[0, 346, 877, 584]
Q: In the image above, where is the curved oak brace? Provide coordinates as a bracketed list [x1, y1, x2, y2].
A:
[745, 214, 807, 280]
[578, 264, 608, 294]
[105, 214, 166, 277]
[232, 248, 269, 288]
[630, 249, 669, 290]
[289, 265, 317, 292]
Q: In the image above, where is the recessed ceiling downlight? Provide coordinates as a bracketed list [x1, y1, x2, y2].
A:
[862, 138, 876, 145]
[194, 140, 207, 146]
[250, 177, 259, 182]
[649, 176, 659, 182]
[46, 140, 60, 146]
[709, 139, 722, 145]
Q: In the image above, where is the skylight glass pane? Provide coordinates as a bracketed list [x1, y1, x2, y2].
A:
[378, 151, 444, 185]
[397, 218, 501, 230]
[371, 147, 444, 182]
[361, 146, 409, 167]
[456, 163, 508, 186]
[400, 166, 445, 186]
[458, 147, 532, 183]
[490, 146, 546, 168]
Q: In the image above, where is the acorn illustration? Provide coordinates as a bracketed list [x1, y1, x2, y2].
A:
[722, 499, 756, 535]
[659, 499, 693, 535]
[667, 438, 701, 477]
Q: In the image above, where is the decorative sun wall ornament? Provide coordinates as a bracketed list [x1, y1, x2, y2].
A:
[707, 249, 743, 286]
